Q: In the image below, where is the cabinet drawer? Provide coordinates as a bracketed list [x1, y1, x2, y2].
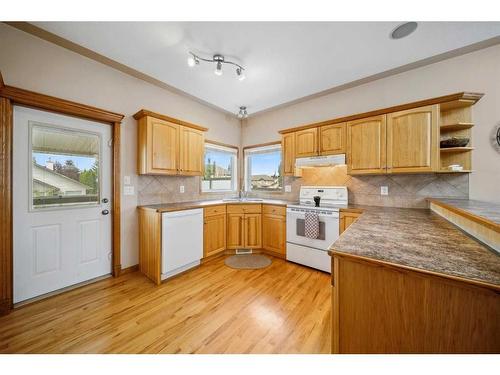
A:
[226, 204, 262, 214]
[262, 204, 286, 216]
[204, 205, 227, 217]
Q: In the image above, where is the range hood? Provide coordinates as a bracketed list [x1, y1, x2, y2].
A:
[295, 154, 346, 168]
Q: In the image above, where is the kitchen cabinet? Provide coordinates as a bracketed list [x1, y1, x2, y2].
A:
[203, 205, 226, 258]
[135, 109, 207, 176]
[244, 214, 262, 249]
[347, 115, 387, 175]
[179, 126, 205, 175]
[319, 123, 346, 155]
[282, 132, 296, 176]
[295, 128, 319, 157]
[339, 211, 361, 234]
[226, 204, 262, 250]
[386, 105, 439, 173]
[262, 205, 286, 256]
[331, 254, 500, 353]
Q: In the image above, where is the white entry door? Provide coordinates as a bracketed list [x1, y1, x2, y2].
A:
[13, 106, 113, 303]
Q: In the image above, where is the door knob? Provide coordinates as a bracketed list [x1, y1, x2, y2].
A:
[102, 209, 110, 215]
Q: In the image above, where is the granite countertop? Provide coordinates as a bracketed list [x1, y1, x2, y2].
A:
[427, 198, 500, 228]
[139, 199, 297, 212]
[329, 205, 500, 288]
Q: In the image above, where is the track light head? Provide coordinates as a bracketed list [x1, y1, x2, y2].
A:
[214, 61, 223, 76]
[236, 67, 246, 81]
[237, 106, 248, 119]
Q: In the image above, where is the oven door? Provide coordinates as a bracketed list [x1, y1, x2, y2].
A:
[286, 208, 339, 250]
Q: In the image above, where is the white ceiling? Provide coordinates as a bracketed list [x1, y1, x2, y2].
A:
[33, 22, 500, 116]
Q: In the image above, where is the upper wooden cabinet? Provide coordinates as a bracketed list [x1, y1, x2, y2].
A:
[347, 115, 387, 175]
[295, 128, 319, 157]
[134, 110, 207, 176]
[282, 132, 296, 176]
[387, 105, 439, 173]
[319, 123, 346, 155]
[179, 126, 204, 175]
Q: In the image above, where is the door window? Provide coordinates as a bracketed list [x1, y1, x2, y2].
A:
[30, 123, 101, 210]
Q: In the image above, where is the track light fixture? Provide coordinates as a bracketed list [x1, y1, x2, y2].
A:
[237, 106, 248, 119]
[187, 52, 246, 80]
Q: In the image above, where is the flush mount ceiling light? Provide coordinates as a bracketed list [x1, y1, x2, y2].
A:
[390, 22, 418, 39]
[237, 106, 248, 119]
[187, 52, 246, 80]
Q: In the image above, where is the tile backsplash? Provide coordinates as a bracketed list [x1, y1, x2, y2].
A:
[138, 165, 468, 209]
[138, 175, 236, 205]
[248, 165, 469, 208]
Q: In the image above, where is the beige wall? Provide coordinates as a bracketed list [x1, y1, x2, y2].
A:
[0, 23, 242, 268]
[243, 44, 500, 203]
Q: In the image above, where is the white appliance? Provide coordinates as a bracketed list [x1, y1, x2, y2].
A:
[162, 209, 203, 280]
[286, 186, 348, 273]
[295, 154, 346, 168]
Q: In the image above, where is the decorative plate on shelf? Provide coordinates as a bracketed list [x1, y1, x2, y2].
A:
[440, 137, 470, 148]
[491, 124, 500, 154]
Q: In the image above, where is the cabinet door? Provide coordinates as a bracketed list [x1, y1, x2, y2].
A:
[295, 128, 318, 157]
[387, 105, 439, 173]
[204, 214, 226, 258]
[244, 213, 262, 249]
[146, 117, 179, 174]
[227, 213, 244, 249]
[282, 133, 296, 176]
[179, 126, 204, 176]
[347, 115, 386, 175]
[339, 212, 361, 234]
[262, 214, 286, 255]
[320, 123, 346, 155]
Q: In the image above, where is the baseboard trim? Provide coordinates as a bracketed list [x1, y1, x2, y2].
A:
[0, 298, 13, 316]
[121, 264, 139, 275]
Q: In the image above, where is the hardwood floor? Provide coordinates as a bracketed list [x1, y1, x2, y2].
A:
[0, 256, 331, 354]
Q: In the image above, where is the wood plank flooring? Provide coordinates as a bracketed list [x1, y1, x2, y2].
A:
[0, 256, 331, 353]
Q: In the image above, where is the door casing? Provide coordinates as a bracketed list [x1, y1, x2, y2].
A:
[0, 70, 124, 315]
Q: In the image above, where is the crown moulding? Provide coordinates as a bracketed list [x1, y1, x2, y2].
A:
[278, 92, 484, 135]
[133, 109, 208, 132]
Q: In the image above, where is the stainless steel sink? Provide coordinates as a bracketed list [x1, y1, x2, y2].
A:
[222, 198, 263, 202]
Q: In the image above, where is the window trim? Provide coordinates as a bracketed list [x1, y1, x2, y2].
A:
[201, 140, 239, 193]
[243, 141, 283, 192]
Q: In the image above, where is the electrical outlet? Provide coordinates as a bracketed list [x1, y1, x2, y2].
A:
[123, 175, 131, 185]
[180, 185, 185, 193]
[380, 186, 389, 196]
[285, 185, 292, 193]
[124, 186, 134, 196]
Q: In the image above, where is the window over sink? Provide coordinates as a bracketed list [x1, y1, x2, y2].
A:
[244, 143, 283, 192]
[202, 142, 238, 192]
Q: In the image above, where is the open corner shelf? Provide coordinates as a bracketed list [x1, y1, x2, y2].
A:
[440, 122, 474, 132]
[440, 147, 474, 153]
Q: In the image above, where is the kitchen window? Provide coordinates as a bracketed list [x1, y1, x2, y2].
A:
[201, 142, 238, 192]
[244, 143, 283, 192]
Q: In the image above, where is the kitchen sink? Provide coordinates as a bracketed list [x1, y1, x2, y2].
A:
[222, 198, 264, 202]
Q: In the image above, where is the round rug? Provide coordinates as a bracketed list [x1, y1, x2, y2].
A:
[224, 254, 272, 270]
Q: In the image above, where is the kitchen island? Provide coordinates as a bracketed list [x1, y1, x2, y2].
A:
[328, 205, 500, 354]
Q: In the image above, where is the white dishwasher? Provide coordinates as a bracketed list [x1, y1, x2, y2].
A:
[161, 208, 203, 280]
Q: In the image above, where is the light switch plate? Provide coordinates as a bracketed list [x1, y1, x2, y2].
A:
[380, 186, 389, 196]
[124, 186, 135, 196]
[180, 185, 185, 193]
[123, 175, 131, 185]
[285, 185, 292, 193]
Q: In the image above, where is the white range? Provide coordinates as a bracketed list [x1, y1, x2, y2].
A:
[286, 186, 348, 273]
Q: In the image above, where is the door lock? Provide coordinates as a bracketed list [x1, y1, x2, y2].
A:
[102, 198, 109, 203]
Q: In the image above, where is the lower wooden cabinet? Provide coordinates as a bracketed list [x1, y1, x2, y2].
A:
[262, 213, 286, 255]
[227, 213, 245, 249]
[339, 211, 361, 234]
[203, 213, 226, 258]
[244, 213, 262, 249]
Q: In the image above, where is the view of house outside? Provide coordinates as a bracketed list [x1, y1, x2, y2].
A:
[246, 148, 282, 191]
[32, 152, 100, 208]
